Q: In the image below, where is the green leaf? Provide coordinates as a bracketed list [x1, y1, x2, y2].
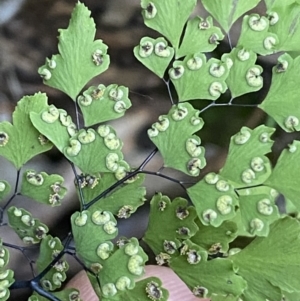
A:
[0, 238, 10, 268]
[0, 239, 14, 301]
[31, 108, 127, 174]
[38, 2, 109, 100]
[237, 14, 278, 55]
[72, 211, 148, 300]
[221, 47, 263, 98]
[36, 235, 69, 291]
[187, 174, 239, 227]
[0, 268, 14, 301]
[265, 140, 300, 211]
[0, 93, 52, 169]
[64, 127, 126, 174]
[102, 277, 169, 301]
[202, 0, 261, 32]
[259, 53, 300, 132]
[147, 103, 206, 176]
[267, 3, 300, 52]
[231, 217, 300, 301]
[30, 105, 75, 153]
[219, 125, 275, 188]
[95, 238, 148, 299]
[133, 37, 174, 78]
[0, 180, 10, 201]
[211, 294, 240, 301]
[80, 173, 146, 218]
[282, 289, 300, 301]
[71, 209, 118, 269]
[78, 84, 132, 127]
[169, 54, 229, 101]
[191, 219, 238, 254]
[143, 193, 199, 256]
[237, 186, 280, 236]
[7, 206, 49, 244]
[169, 240, 247, 298]
[28, 289, 80, 301]
[140, 0, 197, 49]
[20, 169, 67, 206]
[264, 0, 296, 11]
[284, 197, 299, 215]
[176, 16, 224, 59]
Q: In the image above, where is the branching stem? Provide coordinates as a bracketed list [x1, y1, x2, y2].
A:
[69, 161, 86, 206]
[141, 170, 187, 191]
[85, 148, 159, 209]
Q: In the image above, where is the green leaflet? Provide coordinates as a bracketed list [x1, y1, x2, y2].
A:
[187, 174, 239, 227]
[176, 16, 224, 59]
[64, 127, 126, 174]
[0, 93, 52, 169]
[7, 207, 49, 244]
[30, 105, 75, 153]
[133, 37, 175, 78]
[231, 217, 300, 301]
[202, 0, 261, 32]
[259, 53, 300, 132]
[0, 239, 10, 268]
[102, 277, 169, 301]
[31, 106, 126, 174]
[267, 3, 300, 51]
[0, 180, 10, 202]
[140, 0, 196, 49]
[222, 47, 263, 98]
[265, 140, 300, 211]
[237, 14, 279, 55]
[38, 3, 109, 100]
[191, 219, 238, 254]
[264, 0, 297, 11]
[80, 173, 146, 218]
[94, 238, 148, 299]
[147, 103, 206, 176]
[0, 239, 15, 301]
[282, 289, 300, 301]
[28, 289, 80, 301]
[0, 269, 14, 301]
[284, 197, 299, 215]
[211, 295, 240, 301]
[72, 210, 148, 299]
[71, 209, 118, 269]
[77, 84, 132, 127]
[36, 236, 69, 291]
[169, 54, 229, 101]
[237, 186, 280, 236]
[169, 240, 247, 298]
[219, 125, 275, 188]
[21, 170, 67, 206]
[143, 193, 198, 256]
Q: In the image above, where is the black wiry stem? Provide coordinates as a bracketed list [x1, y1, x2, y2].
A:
[74, 99, 80, 129]
[31, 281, 61, 301]
[85, 148, 158, 209]
[69, 161, 86, 206]
[141, 170, 188, 191]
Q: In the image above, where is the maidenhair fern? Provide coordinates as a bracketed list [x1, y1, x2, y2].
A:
[1, 1, 300, 301]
